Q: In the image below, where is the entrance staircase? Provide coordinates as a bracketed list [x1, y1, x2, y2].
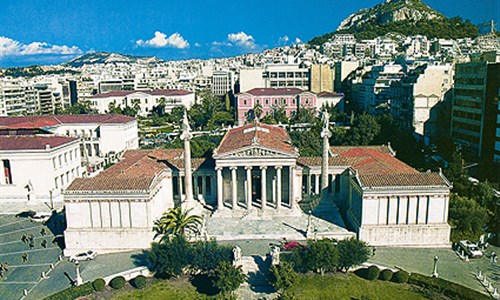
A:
[237, 255, 276, 300]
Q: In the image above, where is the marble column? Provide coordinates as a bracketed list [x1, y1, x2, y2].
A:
[216, 167, 223, 209]
[180, 110, 194, 203]
[314, 174, 320, 194]
[307, 174, 312, 194]
[289, 166, 295, 209]
[261, 166, 267, 210]
[231, 167, 238, 209]
[246, 166, 252, 209]
[276, 166, 282, 209]
[321, 109, 332, 198]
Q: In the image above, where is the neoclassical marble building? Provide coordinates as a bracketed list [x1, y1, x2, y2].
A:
[64, 121, 451, 255]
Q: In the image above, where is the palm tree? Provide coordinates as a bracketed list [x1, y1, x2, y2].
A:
[153, 207, 202, 242]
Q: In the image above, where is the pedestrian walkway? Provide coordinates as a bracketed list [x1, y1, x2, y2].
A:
[236, 255, 276, 300]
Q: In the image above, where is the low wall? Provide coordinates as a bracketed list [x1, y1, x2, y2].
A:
[102, 267, 153, 285]
[358, 223, 451, 247]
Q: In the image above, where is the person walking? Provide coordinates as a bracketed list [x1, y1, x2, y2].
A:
[21, 234, 27, 244]
[22, 252, 28, 263]
[40, 228, 46, 236]
[3, 262, 8, 273]
[29, 241, 34, 249]
[41, 240, 47, 248]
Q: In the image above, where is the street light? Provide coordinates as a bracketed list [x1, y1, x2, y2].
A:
[431, 256, 439, 278]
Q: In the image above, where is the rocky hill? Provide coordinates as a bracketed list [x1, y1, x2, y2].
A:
[63, 52, 163, 68]
[309, 0, 478, 45]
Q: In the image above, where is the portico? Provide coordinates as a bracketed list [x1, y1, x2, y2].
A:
[213, 123, 301, 216]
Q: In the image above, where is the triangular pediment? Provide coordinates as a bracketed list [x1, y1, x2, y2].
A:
[216, 145, 297, 159]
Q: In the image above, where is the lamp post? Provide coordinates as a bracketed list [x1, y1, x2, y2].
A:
[431, 256, 439, 278]
[74, 261, 83, 286]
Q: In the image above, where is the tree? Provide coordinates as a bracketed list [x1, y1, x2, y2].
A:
[449, 194, 488, 242]
[153, 207, 202, 242]
[337, 238, 370, 272]
[268, 262, 298, 299]
[147, 236, 190, 278]
[345, 113, 380, 146]
[306, 239, 339, 276]
[212, 261, 246, 298]
[190, 239, 233, 274]
[59, 101, 96, 115]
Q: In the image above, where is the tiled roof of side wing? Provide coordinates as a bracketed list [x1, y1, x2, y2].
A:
[0, 135, 78, 150]
[0, 114, 135, 129]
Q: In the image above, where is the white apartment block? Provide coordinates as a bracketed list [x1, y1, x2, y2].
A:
[0, 133, 81, 205]
[89, 90, 195, 116]
[239, 64, 310, 92]
[212, 70, 234, 96]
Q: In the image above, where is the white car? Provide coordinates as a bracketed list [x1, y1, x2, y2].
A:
[69, 250, 97, 262]
[29, 212, 51, 223]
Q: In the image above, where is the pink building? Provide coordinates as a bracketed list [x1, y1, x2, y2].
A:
[236, 88, 317, 125]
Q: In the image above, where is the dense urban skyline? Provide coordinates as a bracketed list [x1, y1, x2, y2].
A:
[0, 0, 499, 67]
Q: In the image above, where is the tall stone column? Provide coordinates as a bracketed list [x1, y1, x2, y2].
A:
[321, 110, 332, 199]
[246, 166, 252, 209]
[216, 167, 223, 210]
[231, 167, 238, 209]
[315, 175, 320, 194]
[276, 166, 282, 209]
[181, 110, 194, 203]
[261, 166, 267, 210]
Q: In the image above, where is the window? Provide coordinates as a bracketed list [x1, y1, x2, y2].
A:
[53, 158, 57, 169]
[265, 99, 269, 105]
[3, 160, 13, 184]
[69, 151, 73, 161]
[243, 100, 247, 105]
[64, 153, 67, 163]
[58, 155, 62, 166]
[66, 172, 70, 182]
[60, 175, 64, 186]
[54, 178, 58, 189]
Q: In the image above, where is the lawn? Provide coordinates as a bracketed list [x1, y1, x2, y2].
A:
[93, 278, 207, 300]
[289, 273, 428, 300]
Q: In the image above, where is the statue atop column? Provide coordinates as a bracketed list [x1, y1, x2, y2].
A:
[233, 245, 242, 267]
[180, 109, 202, 214]
[320, 110, 331, 198]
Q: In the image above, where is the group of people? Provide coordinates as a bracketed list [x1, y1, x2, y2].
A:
[0, 261, 9, 279]
[21, 227, 48, 251]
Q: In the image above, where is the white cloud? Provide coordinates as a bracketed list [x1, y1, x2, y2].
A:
[279, 35, 289, 43]
[211, 41, 232, 47]
[0, 36, 82, 57]
[136, 31, 189, 49]
[295, 37, 302, 44]
[227, 32, 255, 48]
[194, 42, 201, 47]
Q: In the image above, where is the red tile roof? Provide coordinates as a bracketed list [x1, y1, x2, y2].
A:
[335, 147, 416, 175]
[90, 89, 193, 98]
[215, 123, 296, 156]
[0, 114, 136, 129]
[0, 135, 78, 151]
[331, 145, 395, 156]
[358, 173, 449, 188]
[66, 149, 213, 192]
[297, 156, 350, 167]
[241, 88, 305, 96]
[317, 91, 344, 97]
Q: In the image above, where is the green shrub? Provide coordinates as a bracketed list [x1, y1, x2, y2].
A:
[366, 266, 380, 281]
[109, 276, 126, 289]
[379, 269, 393, 281]
[92, 278, 105, 291]
[391, 270, 409, 283]
[408, 272, 490, 300]
[130, 275, 147, 289]
[44, 282, 94, 300]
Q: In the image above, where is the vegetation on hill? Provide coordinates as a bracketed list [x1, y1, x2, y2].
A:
[0, 65, 79, 77]
[310, 17, 478, 46]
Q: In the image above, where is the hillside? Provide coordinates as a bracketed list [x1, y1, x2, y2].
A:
[63, 52, 163, 68]
[309, 0, 478, 45]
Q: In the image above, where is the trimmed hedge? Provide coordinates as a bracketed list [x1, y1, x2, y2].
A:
[130, 275, 147, 289]
[366, 266, 380, 281]
[391, 270, 409, 283]
[109, 276, 126, 289]
[92, 278, 105, 291]
[44, 282, 94, 300]
[408, 272, 490, 300]
[379, 269, 393, 281]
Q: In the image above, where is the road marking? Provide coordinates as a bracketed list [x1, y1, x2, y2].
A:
[9, 263, 54, 268]
[0, 281, 38, 284]
[0, 247, 60, 257]
[0, 219, 29, 228]
[0, 225, 43, 236]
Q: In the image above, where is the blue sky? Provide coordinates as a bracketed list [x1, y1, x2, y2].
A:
[0, 0, 499, 67]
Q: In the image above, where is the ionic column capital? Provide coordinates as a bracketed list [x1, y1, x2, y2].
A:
[260, 166, 267, 170]
[215, 166, 223, 171]
[244, 166, 253, 170]
[275, 166, 283, 170]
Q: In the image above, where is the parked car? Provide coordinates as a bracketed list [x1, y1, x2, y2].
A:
[28, 212, 51, 223]
[69, 250, 97, 262]
[458, 240, 483, 258]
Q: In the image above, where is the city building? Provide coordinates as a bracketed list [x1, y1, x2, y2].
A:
[310, 64, 334, 93]
[64, 122, 451, 255]
[239, 64, 310, 92]
[0, 131, 81, 205]
[450, 55, 500, 176]
[235, 88, 317, 125]
[89, 90, 195, 116]
[212, 70, 234, 96]
[0, 114, 139, 175]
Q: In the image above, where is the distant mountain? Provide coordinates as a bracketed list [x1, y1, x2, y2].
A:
[309, 0, 478, 45]
[63, 52, 163, 68]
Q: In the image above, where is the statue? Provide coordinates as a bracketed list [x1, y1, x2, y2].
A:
[320, 110, 331, 139]
[271, 246, 280, 265]
[233, 245, 242, 267]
